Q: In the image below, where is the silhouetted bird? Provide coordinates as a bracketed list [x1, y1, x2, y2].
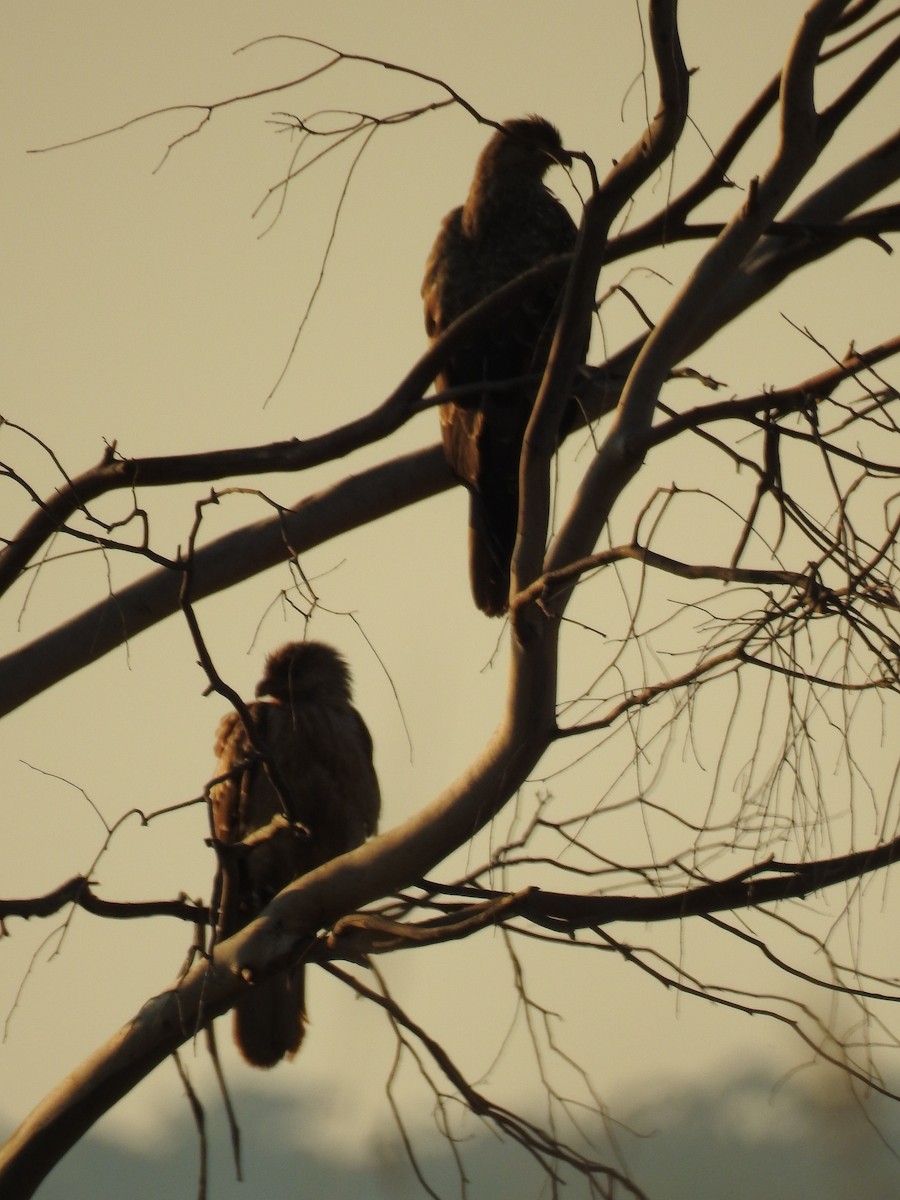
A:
[423, 116, 582, 615]
[209, 641, 380, 1067]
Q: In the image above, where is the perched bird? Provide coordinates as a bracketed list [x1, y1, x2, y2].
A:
[209, 641, 380, 1067]
[422, 115, 582, 616]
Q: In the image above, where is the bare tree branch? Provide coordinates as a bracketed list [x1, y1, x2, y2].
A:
[0, 877, 207, 925]
[3, 2, 900, 1195]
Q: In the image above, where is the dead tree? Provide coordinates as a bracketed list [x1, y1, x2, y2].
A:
[1, 1, 899, 1196]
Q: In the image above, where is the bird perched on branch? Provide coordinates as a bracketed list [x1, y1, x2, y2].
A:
[209, 641, 380, 1067]
[422, 115, 583, 616]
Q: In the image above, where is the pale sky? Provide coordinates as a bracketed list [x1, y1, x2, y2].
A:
[2, 3, 899, 1197]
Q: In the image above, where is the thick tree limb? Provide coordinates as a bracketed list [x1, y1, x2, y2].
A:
[547, 0, 862, 588]
[3, 806, 897, 1198]
[0, 445, 449, 717]
[514, 0, 689, 629]
[0, 637, 558, 1197]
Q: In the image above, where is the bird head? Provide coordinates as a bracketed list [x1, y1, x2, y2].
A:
[256, 641, 352, 705]
[497, 115, 572, 174]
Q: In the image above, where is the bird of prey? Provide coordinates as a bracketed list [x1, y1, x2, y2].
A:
[209, 641, 380, 1067]
[422, 115, 582, 616]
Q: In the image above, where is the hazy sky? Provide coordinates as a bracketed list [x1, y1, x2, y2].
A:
[2, 3, 899, 1197]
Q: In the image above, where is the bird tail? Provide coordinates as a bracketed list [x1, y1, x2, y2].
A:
[232, 966, 306, 1068]
[468, 490, 517, 617]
